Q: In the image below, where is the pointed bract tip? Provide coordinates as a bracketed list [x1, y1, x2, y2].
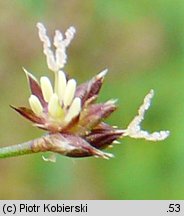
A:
[9, 104, 16, 110]
[23, 67, 38, 82]
[106, 99, 118, 105]
[22, 67, 29, 76]
[103, 152, 114, 159]
[113, 140, 121, 144]
[96, 69, 108, 79]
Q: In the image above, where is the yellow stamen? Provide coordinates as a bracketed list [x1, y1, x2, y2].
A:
[65, 97, 81, 123]
[54, 70, 67, 102]
[29, 95, 43, 116]
[48, 93, 64, 118]
[63, 79, 76, 108]
[40, 76, 53, 102]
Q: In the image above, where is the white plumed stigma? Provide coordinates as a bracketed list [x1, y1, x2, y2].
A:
[37, 22, 75, 72]
[29, 95, 43, 116]
[123, 90, 170, 141]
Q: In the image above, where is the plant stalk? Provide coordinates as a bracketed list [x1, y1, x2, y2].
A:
[0, 136, 48, 159]
[0, 141, 34, 159]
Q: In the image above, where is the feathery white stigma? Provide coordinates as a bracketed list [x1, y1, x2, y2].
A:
[29, 95, 43, 116]
[40, 76, 53, 102]
[37, 22, 76, 72]
[37, 23, 57, 72]
[123, 89, 170, 141]
[23, 67, 38, 83]
[63, 27, 76, 47]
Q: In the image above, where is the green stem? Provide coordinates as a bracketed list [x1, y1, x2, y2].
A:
[0, 134, 62, 159]
[0, 140, 34, 159]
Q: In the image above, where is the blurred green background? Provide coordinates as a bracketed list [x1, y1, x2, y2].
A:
[0, 0, 183, 199]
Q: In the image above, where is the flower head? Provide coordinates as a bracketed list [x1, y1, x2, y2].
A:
[11, 23, 169, 161]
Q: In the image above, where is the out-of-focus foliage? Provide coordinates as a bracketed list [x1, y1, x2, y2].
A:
[0, 0, 183, 199]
